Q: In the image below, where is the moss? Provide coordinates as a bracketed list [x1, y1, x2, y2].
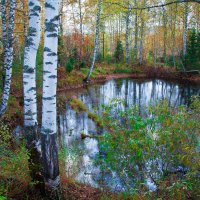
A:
[70, 98, 87, 113]
[88, 112, 103, 128]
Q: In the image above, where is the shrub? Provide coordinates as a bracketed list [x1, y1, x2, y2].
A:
[114, 40, 124, 63]
[79, 61, 86, 68]
[185, 29, 199, 70]
[96, 98, 200, 196]
[0, 123, 31, 198]
[105, 54, 112, 64]
[65, 57, 75, 73]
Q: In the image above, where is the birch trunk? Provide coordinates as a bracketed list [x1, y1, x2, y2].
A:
[125, 4, 132, 66]
[78, 0, 83, 60]
[134, 0, 138, 62]
[85, 0, 102, 82]
[0, 0, 16, 117]
[23, 0, 41, 141]
[41, 0, 60, 189]
[1, 0, 7, 90]
[162, 6, 167, 63]
[139, 0, 146, 66]
[183, 2, 188, 68]
[23, 0, 43, 189]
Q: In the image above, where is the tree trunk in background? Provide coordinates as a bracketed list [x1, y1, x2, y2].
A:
[85, 0, 102, 82]
[172, 3, 178, 68]
[134, 0, 138, 62]
[139, 0, 146, 66]
[78, 0, 83, 60]
[162, 6, 167, 63]
[183, 2, 188, 69]
[1, 0, 7, 91]
[125, 4, 132, 66]
[41, 0, 60, 189]
[0, 0, 16, 117]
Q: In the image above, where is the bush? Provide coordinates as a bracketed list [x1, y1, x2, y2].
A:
[96, 52, 103, 62]
[0, 123, 31, 198]
[105, 54, 112, 64]
[114, 40, 124, 63]
[96, 98, 200, 196]
[79, 61, 86, 68]
[185, 29, 199, 70]
[65, 57, 75, 73]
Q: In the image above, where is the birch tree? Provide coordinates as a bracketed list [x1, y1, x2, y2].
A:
[23, 0, 41, 145]
[139, 0, 146, 65]
[41, 0, 60, 189]
[183, 2, 189, 68]
[125, 3, 132, 66]
[85, 0, 103, 82]
[1, 0, 7, 91]
[0, 0, 16, 117]
[133, 0, 138, 61]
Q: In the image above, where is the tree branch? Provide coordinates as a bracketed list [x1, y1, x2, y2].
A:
[104, 0, 200, 11]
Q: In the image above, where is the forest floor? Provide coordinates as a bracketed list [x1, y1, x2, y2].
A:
[0, 63, 200, 200]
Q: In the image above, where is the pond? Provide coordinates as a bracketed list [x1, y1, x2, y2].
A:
[58, 78, 200, 192]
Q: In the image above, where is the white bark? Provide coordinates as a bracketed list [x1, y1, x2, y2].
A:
[23, 0, 41, 129]
[162, 6, 167, 62]
[139, 0, 146, 65]
[183, 2, 189, 60]
[41, 0, 60, 189]
[134, 0, 138, 61]
[1, 0, 7, 89]
[0, 0, 16, 117]
[85, 0, 103, 82]
[125, 4, 132, 65]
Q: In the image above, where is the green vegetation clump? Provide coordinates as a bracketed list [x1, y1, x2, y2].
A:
[185, 29, 200, 70]
[97, 98, 200, 198]
[88, 112, 103, 128]
[70, 97, 87, 113]
[0, 123, 31, 199]
[65, 57, 75, 73]
[114, 40, 124, 63]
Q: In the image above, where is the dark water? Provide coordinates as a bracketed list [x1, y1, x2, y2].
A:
[58, 78, 200, 191]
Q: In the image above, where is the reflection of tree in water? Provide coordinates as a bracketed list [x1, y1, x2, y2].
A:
[57, 78, 200, 191]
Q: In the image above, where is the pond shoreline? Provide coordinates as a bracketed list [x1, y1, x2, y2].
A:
[57, 70, 200, 93]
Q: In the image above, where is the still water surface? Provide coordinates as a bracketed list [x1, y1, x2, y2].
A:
[58, 78, 200, 191]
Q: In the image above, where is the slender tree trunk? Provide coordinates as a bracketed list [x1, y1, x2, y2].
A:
[172, 3, 178, 68]
[23, 0, 44, 191]
[125, 3, 132, 66]
[23, 0, 41, 145]
[134, 0, 138, 62]
[0, 0, 16, 117]
[162, 6, 167, 63]
[183, 2, 188, 69]
[78, 0, 83, 60]
[1, 0, 7, 91]
[41, 0, 60, 189]
[139, 0, 146, 66]
[85, 0, 102, 82]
